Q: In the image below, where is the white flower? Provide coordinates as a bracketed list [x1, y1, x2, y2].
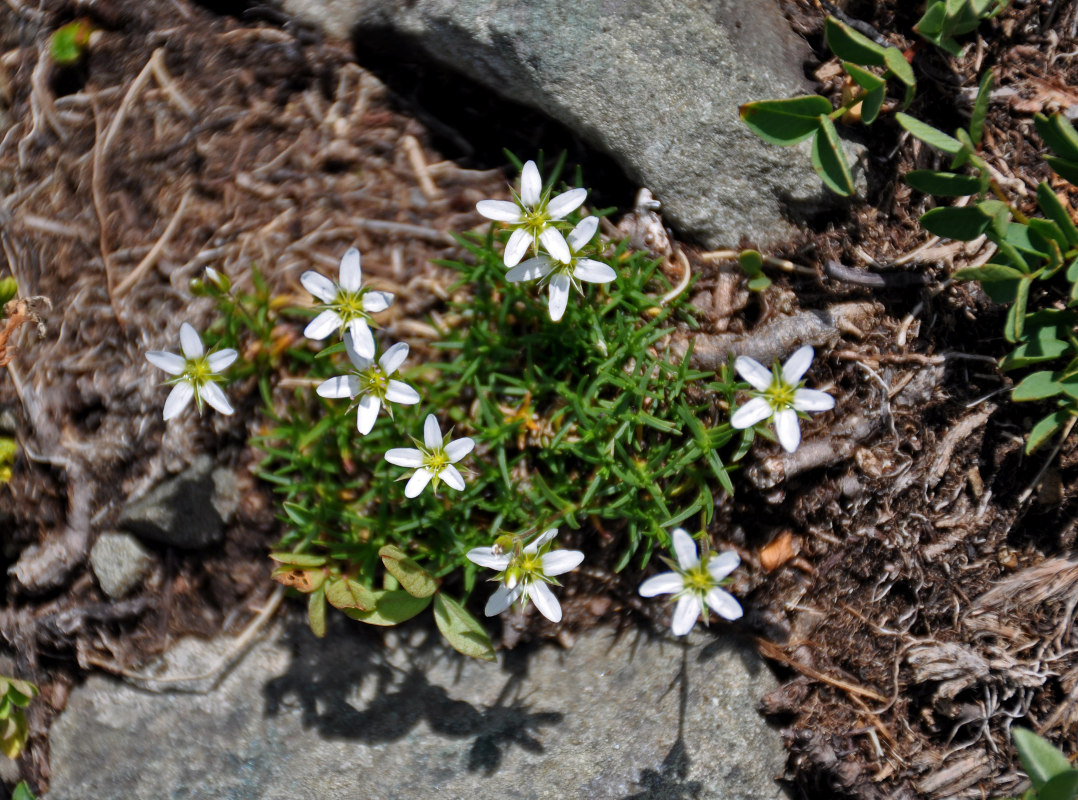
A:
[145, 322, 237, 421]
[316, 335, 421, 435]
[300, 247, 394, 358]
[638, 528, 742, 636]
[729, 345, 835, 453]
[384, 414, 474, 498]
[476, 160, 587, 267]
[506, 216, 616, 322]
[467, 528, 584, 623]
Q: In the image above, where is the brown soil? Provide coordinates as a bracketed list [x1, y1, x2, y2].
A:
[1, 0, 1077, 798]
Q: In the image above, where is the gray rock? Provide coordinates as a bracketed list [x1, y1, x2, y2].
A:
[89, 532, 155, 599]
[48, 616, 788, 799]
[279, 0, 843, 248]
[118, 455, 228, 548]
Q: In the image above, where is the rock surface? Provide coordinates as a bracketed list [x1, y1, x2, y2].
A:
[278, 0, 837, 248]
[118, 455, 228, 549]
[89, 532, 155, 599]
[48, 615, 787, 799]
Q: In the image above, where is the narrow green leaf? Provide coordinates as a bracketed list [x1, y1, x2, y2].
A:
[914, 1, 947, 41]
[1062, 374, 1078, 401]
[1044, 156, 1078, 185]
[920, 205, 991, 240]
[970, 69, 993, 146]
[1012, 371, 1063, 401]
[433, 594, 497, 662]
[1014, 727, 1074, 789]
[883, 47, 915, 88]
[1028, 218, 1070, 253]
[825, 16, 887, 66]
[379, 545, 438, 598]
[812, 116, 855, 196]
[344, 590, 432, 626]
[324, 578, 377, 611]
[1035, 113, 1078, 162]
[308, 586, 327, 638]
[1001, 338, 1071, 370]
[896, 113, 963, 155]
[860, 83, 886, 124]
[269, 551, 326, 568]
[1037, 182, 1078, 247]
[1005, 276, 1031, 342]
[905, 170, 982, 196]
[844, 62, 885, 91]
[739, 96, 831, 146]
[1027, 410, 1072, 454]
[1042, 769, 1078, 800]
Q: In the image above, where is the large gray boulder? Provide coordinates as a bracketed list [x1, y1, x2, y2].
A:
[280, 0, 835, 248]
[48, 616, 788, 799]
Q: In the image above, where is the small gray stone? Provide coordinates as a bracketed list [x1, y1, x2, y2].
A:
[211, 467, 241, 525]
[119, 455, 223, 548]
[48, 617, 788, 799]
[90, 532, 155, 599]
[279, 0, 848, 248]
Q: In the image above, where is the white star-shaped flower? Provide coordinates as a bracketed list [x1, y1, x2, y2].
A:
[384, 414, 474, 498]
[466, 528, 584, 623]
[316, 335, 421, 435]
[145, 322, 237, 421]
[729, 345, 835, 453]
[506, 216, 616, 322]
[476, 160, 587, 267]
[638, 528, 742, 636]
[300, 247, 394, 358]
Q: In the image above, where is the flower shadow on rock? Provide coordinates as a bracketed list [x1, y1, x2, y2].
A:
[262, 617, 563, 775]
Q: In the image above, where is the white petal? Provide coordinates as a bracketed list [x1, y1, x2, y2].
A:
[439, 464, 466, 491]
[567, 215, 599, 251]
[145, 350, 185, 375]
[201, 382, 234, 415]
[338, 247, 362, 292]
[671, 595, 702, 636]
[384, 448, 425, 468]
[316, 376, 359, 399]
[347, 318, 376, 359]
[179, 323, 204, 360]
[547, 273, 571, 322]
[529, 581, 562, 623]
[363, 291, 393, 313]
[444, 437, 474, 462]
[504, 228, 533, 267]
[304, 309, 341, 341]
[671, 529, 700, 570]
[466, 548, 511, 570]
[520, 160, 542, 207]
[484, 584, 515, 616]
[573, 259, 616, 284]
[404, 468, 433, 498]
[705, 587, 743, 621]
[301, 271, 337, 303]
[707, 551, 741, 582]
[730, 397, 774, 430]
[639, 572, 684, 597]
[774, 408, 802, 453]
[162, 382, 194, 420]
[793, 388, 835, 413]
[423, 414, 442, 449]
[539, 227, 571, 264]
[379, 342, 409, 374]
[526, 528, 559, 553]
[506, 256, 554, 283]
[476, 199, 523, 223]
[343, 331, 372, 371]
[207, 349, 237, 372]
[385, 381, 420, 405]
[734, 356, 772, 392]
[547, 187, 587, 220]
[356, 393, 380, 435]
[782, 345, 815, 385]
[541, 549, 584, 577]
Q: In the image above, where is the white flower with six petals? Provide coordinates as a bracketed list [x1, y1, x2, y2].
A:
[145, 322, 237, 421]
[384, 414, 474, 498]
[506, 216, 616, 322]
[300, 247, 394, 358]
[316, 335, 421, 435]
[466, 528, 584, 623]
[729, 345, 835, 453]
[638, 528, 742, 636]
[476, 160, 587, 267]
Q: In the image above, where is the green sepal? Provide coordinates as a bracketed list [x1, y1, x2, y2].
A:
[812, 116, 855, 196]
[433, 594, 497, 662]
[344, 590, 433, 626]
[379, 545, 438, 598]
[738, 96, 832, 146]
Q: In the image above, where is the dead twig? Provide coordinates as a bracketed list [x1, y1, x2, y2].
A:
[149, 48, 197, 120]
[114, 189, 193, 296]
[757, 637, 889, 703]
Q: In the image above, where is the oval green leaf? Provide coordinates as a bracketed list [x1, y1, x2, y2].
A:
[825, 16, 887, 66]
[379, 545, 438, 598]
[308, 586, 327, 638]
[844, 62, 885, 91]
[1042, 769, 1078, 800]
[739, 96, 832, 146]
[1013, 727, 1074, 789]
[896, 112, 963, 155]
[324, 578, 377, 611]
[920, 205, 991, 241]
[811, 116, 855, 196]
[1012, 371, 1063, 401]
[434, 594, 497, 662]
[1027, 410, 1073, 454]
[882, 47, 915, 88]
[269, 551, 326, 568]
[1044, 156, 1078, 185]
[905, 170, 982, 197]
[860, 84, 886, 125]
[738, 249, 764, 275]
[344, 590, 432, 626]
